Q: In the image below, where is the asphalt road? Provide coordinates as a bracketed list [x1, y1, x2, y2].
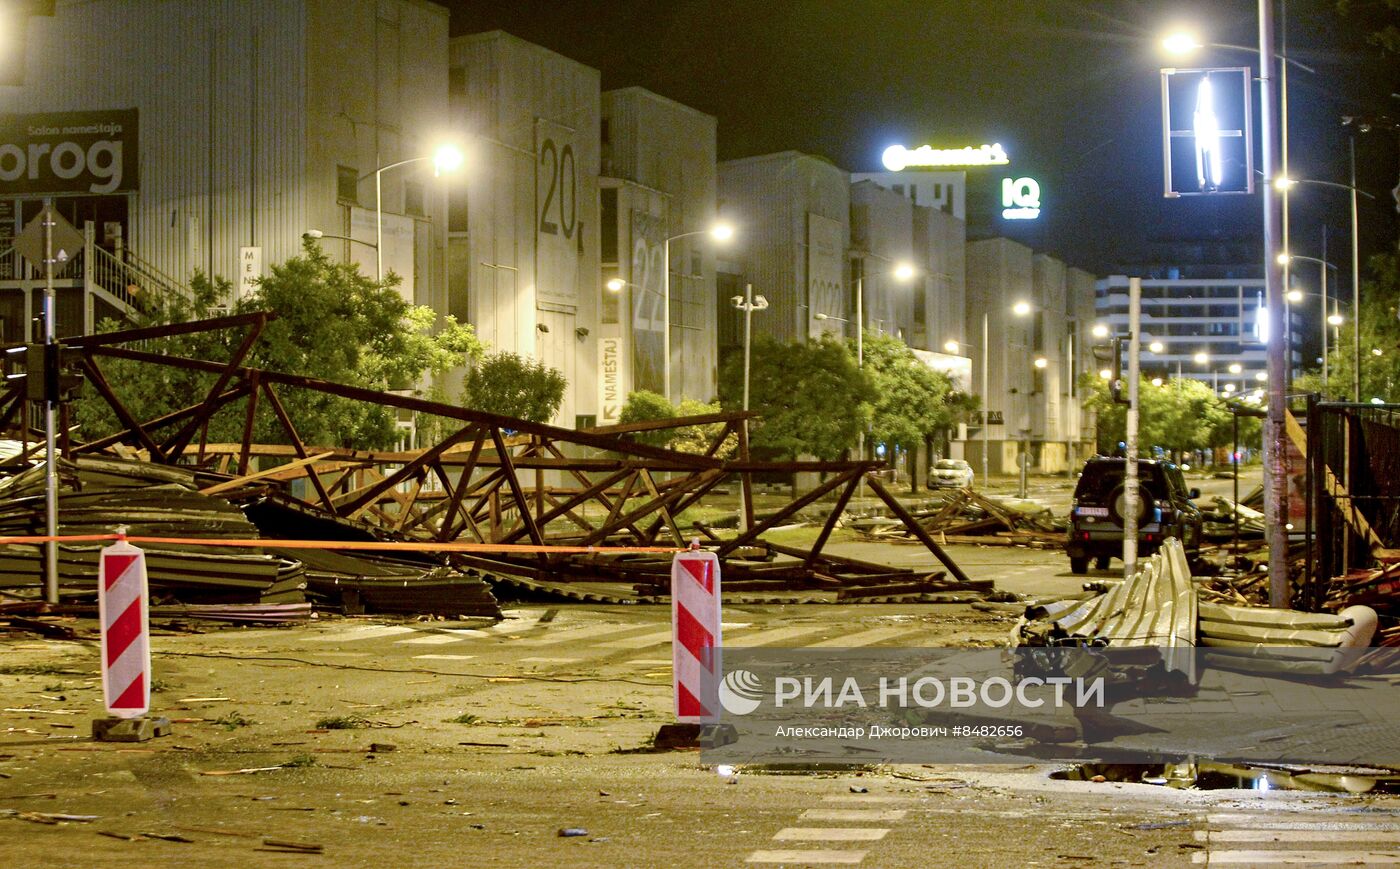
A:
[4, 551, 1398, 868]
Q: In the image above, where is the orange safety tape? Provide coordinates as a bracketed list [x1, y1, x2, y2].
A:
[0, 534, 681, 554]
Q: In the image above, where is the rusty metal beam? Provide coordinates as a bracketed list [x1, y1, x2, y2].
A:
[804, 473, 862, 570]
[865, 475, 973, 585]
[717, 468, 861, 557]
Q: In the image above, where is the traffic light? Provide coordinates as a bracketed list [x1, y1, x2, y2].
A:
[22, 342, 84, 403]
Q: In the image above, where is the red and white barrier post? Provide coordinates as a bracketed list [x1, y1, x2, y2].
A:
[671, 546, 721, 721]
[654, 544, 735, 749]
[93, 535, 170, 741]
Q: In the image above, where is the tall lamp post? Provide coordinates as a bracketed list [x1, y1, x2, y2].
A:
[945, 300, 1035, 489]
[662, 222, 734, 402]
[1275, 176, 1376, 401]
[1280, 253, 1342, 390]
[366, 144, 464, 282]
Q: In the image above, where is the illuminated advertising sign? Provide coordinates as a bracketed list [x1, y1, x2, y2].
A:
[882, 143, 1009, 171]
[1001, 177, 1041, 220]
[1160, 67, 1253, 197]
[0, 109, 139, 195]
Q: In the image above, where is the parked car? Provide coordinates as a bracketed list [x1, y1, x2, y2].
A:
[1065, 456, 1203, 574]
[929, 459, 975, 489]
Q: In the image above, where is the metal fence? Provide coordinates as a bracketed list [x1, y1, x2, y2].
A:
[1306, 400, 1400, 608]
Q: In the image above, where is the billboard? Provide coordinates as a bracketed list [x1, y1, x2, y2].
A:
[1160, 67, 1253, 197]
[630, 209, 666, 394]
[0, 109, 139, 195]
[806, 212, 843, 331]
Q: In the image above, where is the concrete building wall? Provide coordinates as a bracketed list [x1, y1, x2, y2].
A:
[850, 180, 916, 346]
[914, 205, 966, 352]
[600, 87, 718, 407]
[447, 31, 601, 427]
[0, 0, 451, 310]
[965, 237, 1034, 476]
[716, 152, 849, 345]
[1066, 267, 1099, 459]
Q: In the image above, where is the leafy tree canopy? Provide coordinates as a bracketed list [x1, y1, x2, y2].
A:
[1296, 251, 1400, 402]
[618, 390, 736, 457]
[858, 332, 975, 449]
[717, 335, 874, 460]
[1083, 374, 1236, 456]
[463, 350, 566, 424]
[75, 240, 483, 450]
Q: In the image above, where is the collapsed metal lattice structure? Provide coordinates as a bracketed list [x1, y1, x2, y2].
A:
[0, 313, 976, 595]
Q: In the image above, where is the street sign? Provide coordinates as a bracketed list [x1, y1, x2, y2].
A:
[987, 411, 1004, 425]
[13, 207, 84, 277]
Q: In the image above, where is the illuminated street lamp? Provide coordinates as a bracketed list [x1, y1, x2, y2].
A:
[1149, 341, 1165, 353]
[854, 258, 918, 367]
[1276, 176, 1376, 401]
[1091, 324, 1109, 339]
[663, 221, 734, 401]
[1281, 251, 1345, 390]
[369, 144, 464, 282]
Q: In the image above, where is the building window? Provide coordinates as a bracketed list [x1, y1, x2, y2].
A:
[404, 180, 425, 217]
[600, 188, 617, 263]
[600, 118, 610, 146]
[337, 165, 359, 204]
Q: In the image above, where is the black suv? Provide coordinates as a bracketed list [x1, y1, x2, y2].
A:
[1065, 457, 1203, 574]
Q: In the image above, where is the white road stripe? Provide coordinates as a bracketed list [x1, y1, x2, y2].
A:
[1199, 830, 1400, 843]
[799, 809, 906, 822]
[1205, 815, 1400, 831]
[598, 628, 674, 649]
[747, 850, 867, 864]
[525, 622, 654, 644]
[305, 625, 416, 642]
[1193, 851, 1400, 864]
[395, 633, 467, 645]
[807, 627, 925, 648]
[773, 828, 889, 842]
[729, 626, 828, 647]
[1207, 813, 1400, 824]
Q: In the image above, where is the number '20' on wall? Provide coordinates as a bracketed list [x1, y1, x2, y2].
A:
[538, 138, 577, 239]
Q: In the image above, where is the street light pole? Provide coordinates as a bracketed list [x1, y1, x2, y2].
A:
[1260, 0, 1290, 609]
[369, 145, 464, 283]
[982, 311, 989, 489]
[662, 223, 734, 403]
[1350, 137, 1361, 401]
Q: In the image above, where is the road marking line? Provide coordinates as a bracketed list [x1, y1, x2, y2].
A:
[395, 633, 468, 645]
[807, 627, 926, 648]
[1199, 830, 1400, 843]
[1206, 815, 1400, 831]
[411, 654, 477, 661]
[799, 809, 906, 822]
[598, 629, 674, 649]
[773, 828, 889, 842]
[311, 651, 372, 658]
[729, 626, 829, 647]
[305, 625, 416, 642]
[531, 624, 667, 645]
[627, 659, 672, 666]
[1193, 851, 1400, 864]
[747, 850, 867, 864]
[517, 657, 580, 664]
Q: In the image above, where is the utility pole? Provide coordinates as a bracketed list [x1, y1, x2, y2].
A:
[1123, 277, 1142, 580]
[1260, 0, 1291, 608]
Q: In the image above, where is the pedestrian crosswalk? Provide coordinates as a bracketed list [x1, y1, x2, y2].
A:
[291, 609, 941, 666]
[1196, 812, 1400, 865]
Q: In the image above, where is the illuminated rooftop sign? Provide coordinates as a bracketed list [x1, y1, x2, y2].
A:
[1001, 177, 1041, 220]
[882, 143, 1009, 171]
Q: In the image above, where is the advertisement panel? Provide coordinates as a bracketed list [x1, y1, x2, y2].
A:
[534, 118, 580, 305]
[630, 209, 666, 394]
[806, 212, 843, 329]
[0, 109, 139, 195]
[1160, 67, 1253, 197]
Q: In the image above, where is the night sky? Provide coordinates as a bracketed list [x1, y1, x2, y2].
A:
[442, 1, 1398, 276]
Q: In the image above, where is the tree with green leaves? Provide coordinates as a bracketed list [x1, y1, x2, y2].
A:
[1082, 374, 1233, 458]
[618, 390, 736, 456]
[859, 332, 975, 463]
[1296, 251, 1400, 402]
[717, 335, 874, 460]
[75, 240, 483, 450]
[462, 351, 566, 424]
